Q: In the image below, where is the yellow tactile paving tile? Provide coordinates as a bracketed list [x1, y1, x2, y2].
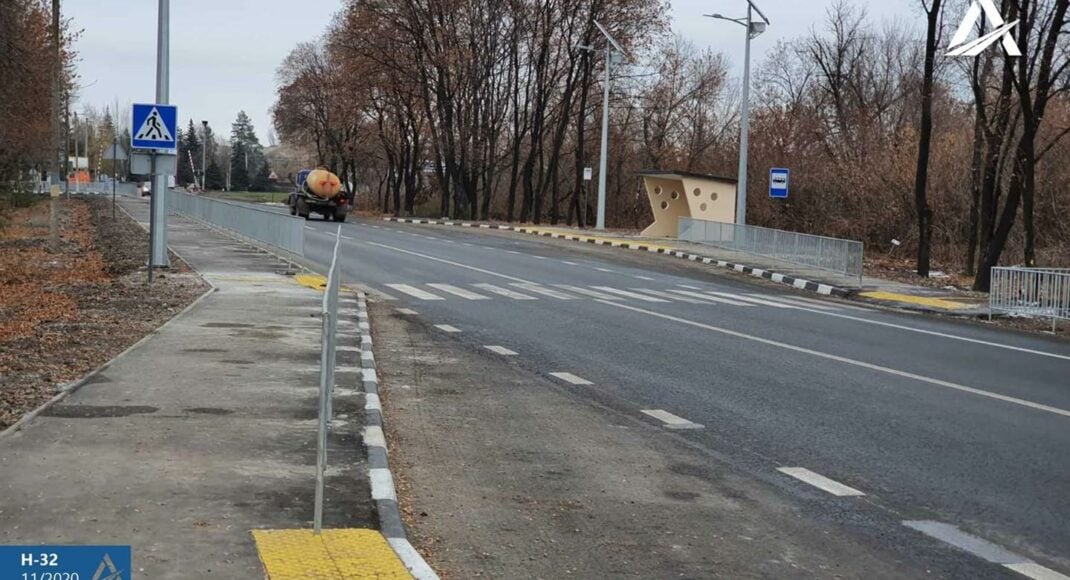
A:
[521, 227, 676, 253]
[295, 273, 328, 291]
[858, 291, 977, 311]
[252, 529, 412, 579]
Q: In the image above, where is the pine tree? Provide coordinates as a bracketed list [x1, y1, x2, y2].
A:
[229, 140, 250, 191]
[230, 110, 264, 177]
[251, 160, 273, 192]
[205, 159, 225, 190]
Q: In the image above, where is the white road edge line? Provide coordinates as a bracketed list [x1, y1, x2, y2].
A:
[550, 372, 593, 385]
[484, 345, 518, 356]
[596, 300, 1070, 419]
[777, 467, 865, 497]
[640, 409, 704, 430]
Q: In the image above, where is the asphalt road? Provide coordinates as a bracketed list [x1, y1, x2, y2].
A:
[297, 213, 1069, 578]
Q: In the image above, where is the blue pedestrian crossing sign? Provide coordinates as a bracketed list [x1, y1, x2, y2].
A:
[131, 103, 178, 152]
[770, 168, 789, 199]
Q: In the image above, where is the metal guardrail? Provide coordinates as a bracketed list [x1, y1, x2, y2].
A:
[168, 191, 304, 257]
[314, 226, 343, 534]
[990, 267, 1070, 332]
[678, 217, 864, 284]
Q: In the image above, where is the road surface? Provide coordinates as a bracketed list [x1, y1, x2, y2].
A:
[296, 212, 1069, 578]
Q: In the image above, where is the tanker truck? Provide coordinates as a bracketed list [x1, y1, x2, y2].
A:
[288, 168, 350, 222]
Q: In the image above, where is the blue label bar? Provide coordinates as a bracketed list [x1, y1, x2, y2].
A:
[0, 546, 132, 579]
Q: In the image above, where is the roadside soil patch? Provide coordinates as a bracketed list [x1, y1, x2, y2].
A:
[0, 197, 208, 429]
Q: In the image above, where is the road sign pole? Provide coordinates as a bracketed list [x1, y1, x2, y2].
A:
[148, 151, 157, 283]
[150, 0, 171, 268]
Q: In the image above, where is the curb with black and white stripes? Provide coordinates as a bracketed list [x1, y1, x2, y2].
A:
[383, 217, 849, 298]
[355, 292, 439, 580]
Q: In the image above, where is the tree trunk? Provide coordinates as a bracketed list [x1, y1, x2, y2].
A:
[912, 0, 941, 277]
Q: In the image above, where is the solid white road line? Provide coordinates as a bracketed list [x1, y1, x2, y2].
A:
[550, 372, 593, 385]
[386, 284, 445, 301]
[641, 409, 704, 430]
[366, 241, 533, 284]
[706, 291, 795, 309]
[593, 286, 669, 302]
[510, 283, 576, 300]
[903, 521, 1069, 580]
[553, 285, 622, 301]
[596, 300, 1070, 419]
[473, 283, 537, 300]
[396, 308, 419, 315]
[777, 467, 865, 497]
[668, 289, 753, 306]
[434, 324, 461, 333]
[428, 283, 490, 300]
[484, 345, 518, 356]
[630, 288, 708, 304]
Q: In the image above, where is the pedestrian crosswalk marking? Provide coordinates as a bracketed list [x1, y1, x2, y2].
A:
[473, 283, 537, 300]
[592, 286, 669, 303]
[386, 284, 445, 301]
[428, 283, 490, 300]
[367, 282, 863, 312]
[510, 283, 575, 300]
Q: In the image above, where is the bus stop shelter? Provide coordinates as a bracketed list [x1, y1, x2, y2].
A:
[636, 171, 737, 237]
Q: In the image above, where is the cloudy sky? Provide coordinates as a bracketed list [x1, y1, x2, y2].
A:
[67, 0, 921, 142]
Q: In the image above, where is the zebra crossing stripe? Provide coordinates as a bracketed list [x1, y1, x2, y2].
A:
[592, 287, 669, 303]
[510, 283, 576, 300]
[705, 291, 794, 309]
[385, 284, 445, 301]
[427, 283, 490, 300]
[553, 285, 622, 301]
[630, 288, 708, 304]
[472, 283, 538, 300]
[667, 289, 753, 306]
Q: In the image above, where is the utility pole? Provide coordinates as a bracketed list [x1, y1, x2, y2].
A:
[149, 0, 171, 268]
[592, 21, 627, 232]
[64, 93, 70, 198]
[201, 120, 208, 191]
[73, 113, 78, 194]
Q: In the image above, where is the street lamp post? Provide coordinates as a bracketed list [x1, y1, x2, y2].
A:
[706, 2, 769, 226]
[591, 21, 628, 231]
[201, 120, 208, 191]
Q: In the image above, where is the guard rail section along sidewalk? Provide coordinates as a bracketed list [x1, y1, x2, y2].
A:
[990, 267, 1070, 332]
[168, 191, 304, 257]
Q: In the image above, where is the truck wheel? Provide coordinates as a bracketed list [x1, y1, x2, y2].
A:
[296, 199, 310, 219]
[335, 213, 347, 223]
[289, 204, 296, 216]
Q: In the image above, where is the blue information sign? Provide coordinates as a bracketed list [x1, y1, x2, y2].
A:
[0, 545, 132, 579]
[131, 103, 178, 152]
[770, 168, 789, 199]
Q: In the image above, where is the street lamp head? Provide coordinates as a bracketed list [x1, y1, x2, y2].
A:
[749, 21, 768, 38]
[201, 120, 208, 126]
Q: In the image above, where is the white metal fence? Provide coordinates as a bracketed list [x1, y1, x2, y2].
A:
[314, 227, 342, 534]
[678, 217, 864, 284]
[990, 267, 1070, 332]
[169, 191, 304, 257]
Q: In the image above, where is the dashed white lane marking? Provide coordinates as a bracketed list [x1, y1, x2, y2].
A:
[554, 285, 622, 301]
[506, 250, 522, 255]
[550, 372, 593, 385]
[305, 226, 316, 231]
[561, 260, 579, 266]
[533, 256, 548, 260]
[473, 283, 537, 300]
[777, 467, 865, 497]
[598, 300, 1070, 419]
[484, 345, 518, 356]
[904, 521, 1070, 580]
[386, 284, 445, 301]
[678, 284, 704, 290]
[593, 286, 669, 303]
[640, 409, 704, 430]
[630, 288, 708, 304]
[428, 283, 490, 300]
[668, 289, 754, 306]
[510, 283, 575, 300]
[396, 308, 419, 315]
[633, 275, 656, 281]
[434, 324, 461, 333]
[341, 235, 355, 240]
[707, 291, 794, 309]
[595, 267, 615, 273]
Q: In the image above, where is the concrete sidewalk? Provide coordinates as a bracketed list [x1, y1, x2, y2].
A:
[0, 199, 408, 578]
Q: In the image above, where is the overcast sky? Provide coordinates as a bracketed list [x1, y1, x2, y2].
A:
[67, 0, 920, 143]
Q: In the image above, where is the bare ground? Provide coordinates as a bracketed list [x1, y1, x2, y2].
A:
[0, 197, 209, 429]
